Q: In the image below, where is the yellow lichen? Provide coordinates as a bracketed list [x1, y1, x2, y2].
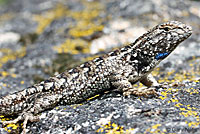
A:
[52, 1, 105, 55]
[97, 122, 123, 134]
[87, 94, 100, 101]
[53, 39, 90, 54]
[33, 3, 69, 34]
[0, 117, 20, 133]
[151, 124, 161, 129]
[0, 47, 26, 68]
[145, 124, 167, 134]
[72, 104, 83, 109]
[96, 121, 136, 134]
[0, 71, 17, 78]
[6, 123, 19, 130]
[20, 81, 24, 84]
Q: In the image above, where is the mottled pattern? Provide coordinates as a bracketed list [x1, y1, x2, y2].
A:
[0, 21, 192, 134]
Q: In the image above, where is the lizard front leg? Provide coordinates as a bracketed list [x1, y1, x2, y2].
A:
[130, 73, 161, 97]
[110, 74, 157, 97]
[118, 73, 161, 97]
[140, 74, 159, 87]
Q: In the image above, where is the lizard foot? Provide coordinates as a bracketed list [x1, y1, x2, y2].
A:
[123, 87, 158, 97]
[2, 113, 39, 134]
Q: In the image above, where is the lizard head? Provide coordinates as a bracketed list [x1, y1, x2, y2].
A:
[147, 21, 192, 60]
[128, 21, 192, 74]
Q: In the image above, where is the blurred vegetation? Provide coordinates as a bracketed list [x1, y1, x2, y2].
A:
[48, 53, 83, 74]
[0, 0, 10, 5]
[33, 53, 84, 83]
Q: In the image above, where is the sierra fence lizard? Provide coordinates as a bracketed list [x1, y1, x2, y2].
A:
[0, 21, 192, 134]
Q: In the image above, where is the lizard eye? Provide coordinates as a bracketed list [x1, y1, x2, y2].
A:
[162, 27, 170, 31]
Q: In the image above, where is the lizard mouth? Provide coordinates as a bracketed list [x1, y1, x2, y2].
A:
[171, 24, 192, 51]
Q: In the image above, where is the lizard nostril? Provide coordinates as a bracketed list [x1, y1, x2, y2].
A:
[187, 26, 192, 33]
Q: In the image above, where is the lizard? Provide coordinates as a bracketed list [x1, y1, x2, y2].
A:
[0, 21, 192, 134]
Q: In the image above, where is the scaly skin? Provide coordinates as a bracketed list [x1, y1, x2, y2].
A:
[0, 21, 192, 134]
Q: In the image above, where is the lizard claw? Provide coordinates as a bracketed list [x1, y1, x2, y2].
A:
[2, 113, 39, 134]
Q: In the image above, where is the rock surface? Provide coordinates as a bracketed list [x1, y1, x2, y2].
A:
[0, 0, 200, 133]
